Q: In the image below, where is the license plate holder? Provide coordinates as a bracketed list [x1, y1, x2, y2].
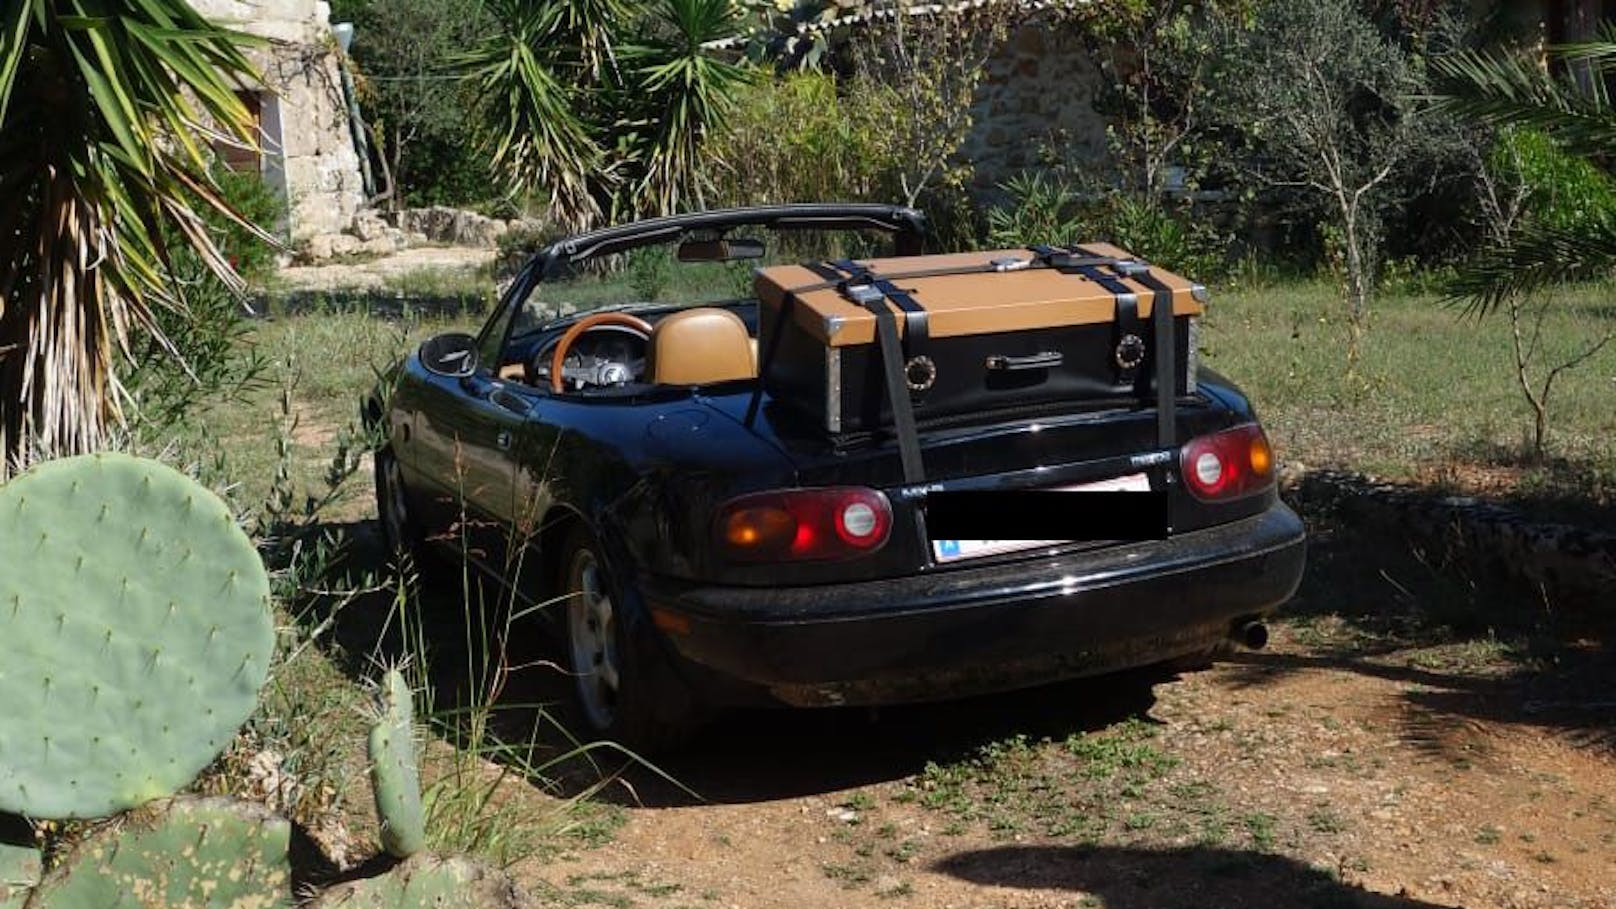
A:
[929, 473, 1154, 564]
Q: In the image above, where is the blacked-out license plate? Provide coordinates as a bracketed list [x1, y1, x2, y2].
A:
[927, 474, 1168, 563]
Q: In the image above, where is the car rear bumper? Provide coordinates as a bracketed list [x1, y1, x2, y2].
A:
[639, 502, 1306, 707]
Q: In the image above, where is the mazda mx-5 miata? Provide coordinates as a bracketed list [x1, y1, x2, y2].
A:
[367, 204, 1306, 749]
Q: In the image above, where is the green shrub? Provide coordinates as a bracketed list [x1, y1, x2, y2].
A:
[492, 223, 558, 277]
[124, 166, 282, 433]
[702, 71, 899, 208]
[1490, 126, 1616, 232]
[985, 172, 1086, 249]
[986, 172, 1228, 279]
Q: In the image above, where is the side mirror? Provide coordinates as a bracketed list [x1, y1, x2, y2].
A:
[677, 237, 766, 262]
[418, 332, 480, 378]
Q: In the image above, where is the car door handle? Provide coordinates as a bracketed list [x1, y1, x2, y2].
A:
[488, 385, 532, 417]
[496, 430, 512, 451]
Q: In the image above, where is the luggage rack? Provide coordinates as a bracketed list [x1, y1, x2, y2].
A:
[747, 246, 1193, 485]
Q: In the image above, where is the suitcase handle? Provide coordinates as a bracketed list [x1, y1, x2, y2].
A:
[985, 351, 1063, 371]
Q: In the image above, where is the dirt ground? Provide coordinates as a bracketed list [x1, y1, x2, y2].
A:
[498, 520, 1616, 909]
[270, 393, 1614, 909]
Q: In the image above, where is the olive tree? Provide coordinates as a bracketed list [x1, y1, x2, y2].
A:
[1211, 0, 1426, 364]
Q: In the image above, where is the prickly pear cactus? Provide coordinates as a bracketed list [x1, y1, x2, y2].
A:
[369, 669, 425, 858]
[27, 796, 292, 909]
[307, 855, 528, 909]
[0, 453, 274, 819]
[0, 839, 39, 909]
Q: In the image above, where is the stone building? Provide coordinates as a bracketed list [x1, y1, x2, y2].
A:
[189, 0, 366, 241]
[956, 19, 1107, 194]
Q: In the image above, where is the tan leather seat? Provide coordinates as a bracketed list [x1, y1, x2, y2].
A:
[647, 307, 757, 386]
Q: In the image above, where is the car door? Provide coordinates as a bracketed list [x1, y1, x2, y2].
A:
[406, 297, 527, 575]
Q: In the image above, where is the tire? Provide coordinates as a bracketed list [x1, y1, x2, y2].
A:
[375, 445, 427, 565]
[559, 525, 698, 752]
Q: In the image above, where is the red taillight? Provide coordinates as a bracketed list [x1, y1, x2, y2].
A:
[1180, 423, 1275, 501]
[717, 487, 893, 561]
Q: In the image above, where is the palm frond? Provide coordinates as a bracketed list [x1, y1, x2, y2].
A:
[1430, 46, 1616, 164]
[1446, 214, 1616, 315]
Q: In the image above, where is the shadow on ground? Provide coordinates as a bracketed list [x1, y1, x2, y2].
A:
[282, 517, 1168, 807]
[1217, 496, 1616, 758]
[600, 668, 1163, 807]
[935, 845, 1450, 909]
[285, 491, 1616, 811]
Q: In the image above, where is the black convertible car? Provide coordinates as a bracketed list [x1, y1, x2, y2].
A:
[368, 204, 1305, 748]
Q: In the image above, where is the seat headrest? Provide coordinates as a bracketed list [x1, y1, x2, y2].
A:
[647, 307, 757, 386]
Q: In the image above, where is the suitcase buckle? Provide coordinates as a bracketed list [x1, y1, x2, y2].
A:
[841, 281, 886, 307]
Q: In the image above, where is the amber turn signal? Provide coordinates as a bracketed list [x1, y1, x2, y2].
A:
[723, 506, 795, 549]
[1248, 433, 1273, 476]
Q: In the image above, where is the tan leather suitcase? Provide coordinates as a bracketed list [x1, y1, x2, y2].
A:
[754, 244, 1207, 436]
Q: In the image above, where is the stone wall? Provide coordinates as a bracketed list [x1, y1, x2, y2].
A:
[191, 0, 365, 241]
[959, 19, 1110, 197]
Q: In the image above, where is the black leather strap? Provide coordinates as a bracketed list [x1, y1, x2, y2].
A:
[1050, 245, 1147, 389]
[1125, 265, 1180, 449]
[864, 295, 926, 483]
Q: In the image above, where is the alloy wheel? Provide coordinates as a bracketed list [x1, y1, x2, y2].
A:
[567, 548, 620, 731]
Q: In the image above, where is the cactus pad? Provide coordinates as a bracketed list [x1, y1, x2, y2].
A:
[307, 855, 528, 909]
[27, 796, 292, 909]
[0, 453, 274, 818]
[369, 670, 425, 858]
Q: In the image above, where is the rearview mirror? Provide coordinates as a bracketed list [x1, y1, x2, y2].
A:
[418, 333, 479, 378]
[677, 237, 766, 262]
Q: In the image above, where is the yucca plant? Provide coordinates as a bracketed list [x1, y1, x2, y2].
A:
[615, 0, 752, 218]
[1434, 29, 1616, 312]
[0, 0, 270, 472]
[464, 0, 749, 229]
[461, 0, 611, 230]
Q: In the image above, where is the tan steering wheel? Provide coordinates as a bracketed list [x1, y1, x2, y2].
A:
[548, 311, 656, 394]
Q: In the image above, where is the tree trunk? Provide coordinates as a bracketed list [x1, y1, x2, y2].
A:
[1341, 212, 1369, 368]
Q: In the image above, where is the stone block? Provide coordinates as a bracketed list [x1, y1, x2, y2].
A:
[353, 210, 389, 242]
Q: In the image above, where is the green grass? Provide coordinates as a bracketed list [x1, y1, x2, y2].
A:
[1203, 281, 1616, 514]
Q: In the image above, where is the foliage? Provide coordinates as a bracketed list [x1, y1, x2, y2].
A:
[494, 223, 559, 277]
[0, 0, 271, 470]
[340, 0, 496, 210]
[1488, 127, 1616, 233]
[846, 5, 1010, 210]
[124, 167, 283, 434]
[1053, 1, 1256, 200]
[701, 71, 898, 207]
[618, 0, 755, 215]
[464, 0, 752, 228]
[985, 172, 1086, 247]
[1434, 36, 1616, 458]
[1208, 0, 1431, 361]
[986, 172, 1227, 279]
[1431, 28, 1616, 311]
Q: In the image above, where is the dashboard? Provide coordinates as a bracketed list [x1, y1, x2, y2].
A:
[530, 325, 650, 391]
